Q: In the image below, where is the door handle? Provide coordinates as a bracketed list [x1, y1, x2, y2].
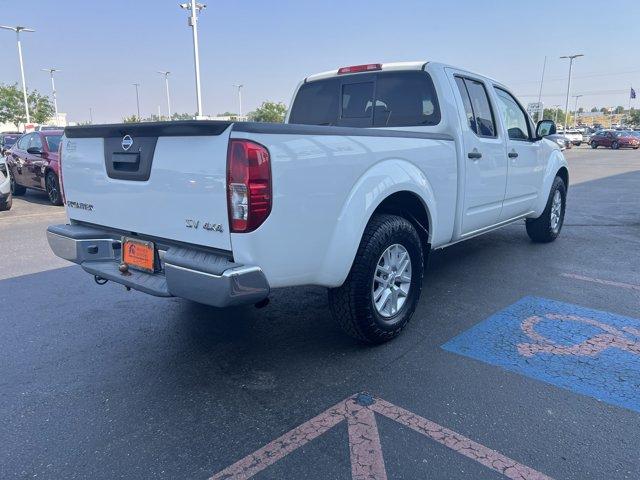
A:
[508, 151, 519, 158]
[467, 151, 482, 159]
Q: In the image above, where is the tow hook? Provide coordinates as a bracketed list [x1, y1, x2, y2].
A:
[254, 297, 270, 309]
[94, 275, 108, 285]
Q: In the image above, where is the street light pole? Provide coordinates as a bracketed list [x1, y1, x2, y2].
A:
[233, 84, 243, 118]
[572, 94, 583, 128]
[157, 71, 172, 119]
[133, 83, 141, 119]
[1, 25, 35, 126]
[536, 56, 547, 122]
[560, 53, 583, 129]
[42, 68, 60, 121]
[180, 1, 207, 118]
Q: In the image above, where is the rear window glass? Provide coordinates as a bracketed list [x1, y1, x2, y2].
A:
[288, 78, 339, 126]
[289, 70, 440, 128]
[46, 135, 62, 152]
[3, 135, 18, 146]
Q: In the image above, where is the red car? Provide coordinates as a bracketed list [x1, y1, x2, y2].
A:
[590, 130, 639, 150]
[6, 130, 64, 205]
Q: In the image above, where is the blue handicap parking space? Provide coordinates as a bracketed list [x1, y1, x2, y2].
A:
[442, 297, 640, 413]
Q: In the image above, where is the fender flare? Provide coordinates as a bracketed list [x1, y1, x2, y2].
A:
[316, 158, 436, 287]
[531, 149, 568, 217]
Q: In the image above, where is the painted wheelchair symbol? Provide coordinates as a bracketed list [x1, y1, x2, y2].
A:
[517, 313, 640, 357]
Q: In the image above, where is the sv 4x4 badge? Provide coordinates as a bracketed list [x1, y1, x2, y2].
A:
[185, 219, 224, 232]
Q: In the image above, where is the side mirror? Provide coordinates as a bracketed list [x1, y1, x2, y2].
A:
[27, 147, 42, 155]
[536, 119, 556, 138]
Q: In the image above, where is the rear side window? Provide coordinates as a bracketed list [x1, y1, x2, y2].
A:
[462, 78, 496, 138]
[454, 77, 476, 133]
[289, 78, 339, 126]
[46, 135, 62, 152]
[289, 70, 440, 128]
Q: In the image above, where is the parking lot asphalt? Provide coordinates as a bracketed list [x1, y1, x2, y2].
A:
[1, 146, 639, 479]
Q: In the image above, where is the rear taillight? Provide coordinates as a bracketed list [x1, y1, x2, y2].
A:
[227, 139, 271, 233]
[337, 63, 382, 75]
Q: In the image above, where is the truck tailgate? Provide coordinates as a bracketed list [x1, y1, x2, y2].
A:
[62, 122, 233, 251]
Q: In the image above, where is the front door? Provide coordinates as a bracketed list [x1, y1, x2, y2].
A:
[9, 133, 32, 187]
[24, 133, 45, 188]
[492, 87, 544, 219]
[448, 70, 507, 235]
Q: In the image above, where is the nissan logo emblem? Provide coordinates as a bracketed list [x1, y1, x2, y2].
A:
[121, 135, 133, 151]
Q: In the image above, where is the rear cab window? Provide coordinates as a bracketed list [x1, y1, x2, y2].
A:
[289, 70, 441, 128]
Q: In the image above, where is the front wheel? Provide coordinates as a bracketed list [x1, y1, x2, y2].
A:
[526, 176, 567, 243]
[591, 142, 598, 149]
[611, 141, 619, 150]
[329, 214, 424, 344]
[45, 171, 63, 206]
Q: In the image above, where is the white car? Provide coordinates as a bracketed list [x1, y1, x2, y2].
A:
[560, 129, 583, 146]
[47, 61, 568, 343]
[0, 156, 12, 211]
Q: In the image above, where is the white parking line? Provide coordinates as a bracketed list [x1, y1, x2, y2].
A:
[561, 273, 640, 292]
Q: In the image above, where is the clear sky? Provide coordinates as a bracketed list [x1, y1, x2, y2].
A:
[1, 0, 639, 123]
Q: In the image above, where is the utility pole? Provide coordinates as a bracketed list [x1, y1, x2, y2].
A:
[572, 94, 583, 128]
[133, 83, 141, 119]
[42, 68, 60, 121]
[536, 56, 546, 122]
[233, 84, 244, 118]
[1, 25, 35, 125]
[89, 107, 93, 124]
[179, 1, 207, 118]
[560, 54, 584, 129]
[157, 71, 172, 119]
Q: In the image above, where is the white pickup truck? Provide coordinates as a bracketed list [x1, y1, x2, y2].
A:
[47, 61, 568, 343]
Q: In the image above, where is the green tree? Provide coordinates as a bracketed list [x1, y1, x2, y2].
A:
[614, 105, 625, 114]
[590, 107, 598, 113]
[0, 83, 55, 128]
[578, 107, 584, 114]
[626, 109, 640, 126]
[171, 112, 194, 120]
[600, 107, 608, 113]
[122, 114, 140, 123]
[542, 108, 565, 124]
[248, 101, 287, 123]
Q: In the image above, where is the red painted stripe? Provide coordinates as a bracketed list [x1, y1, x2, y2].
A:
[209, 401, 346, 480]
[561, 273, 640, 292]
[371, 399, 553, 480]
[345, 398, 388, 480]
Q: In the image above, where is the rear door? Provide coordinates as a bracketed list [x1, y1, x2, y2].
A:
[62, 122, 235, 251]
[448, 70, 507, 235]
[24, 133, 45, 188]
[492, 87, 545, 219]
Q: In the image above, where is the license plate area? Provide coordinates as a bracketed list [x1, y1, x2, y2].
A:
[121, 237, 156, 273]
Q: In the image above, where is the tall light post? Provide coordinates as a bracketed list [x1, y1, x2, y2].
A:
[179, 1, 206, 118]
[133, 83, 141, 119]
[553, 105, 561, 124]
[1, 25, 35, 125]
[233, 84, 243, 118]
[560, 54, 583, 129]
[572, 94, 583, 128]
[42, 68, 60, 121]
[536, 56, 547, 122]
[157, 71, 172, 119]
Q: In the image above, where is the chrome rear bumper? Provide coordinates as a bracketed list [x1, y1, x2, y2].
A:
[46, 224, 269, 308]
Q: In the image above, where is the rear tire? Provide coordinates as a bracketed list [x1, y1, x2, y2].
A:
[611, 141, 619, 150]
[328, 214, 424, 344]
[9, 175, 26, 196]
[45, 171, 63, 206]
[0, 193, 12, 211]
[526, 176, 566, 243]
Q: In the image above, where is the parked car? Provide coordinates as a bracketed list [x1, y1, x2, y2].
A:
[590, 130, 639, 149]
[546, 134, 572, 151]
[5, 129, 64, 205]
[560, 129, 583, 146]
[581, 127, 595, 144]
[0, 132, 21, 156]
[0, 156, 11, 211]
[47, 61, 568, 343]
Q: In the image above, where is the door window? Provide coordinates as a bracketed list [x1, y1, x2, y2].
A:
[30, 134, 43, 150]
[16, 134, 31, 150]
[494, 88, 531, 141]
[454, 77, 476, 133]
